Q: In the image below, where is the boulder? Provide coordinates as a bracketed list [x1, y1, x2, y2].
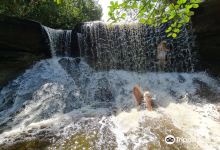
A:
[0, 16, 50, 87]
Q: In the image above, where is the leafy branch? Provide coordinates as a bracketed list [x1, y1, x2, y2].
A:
[108, 0, 202, 38]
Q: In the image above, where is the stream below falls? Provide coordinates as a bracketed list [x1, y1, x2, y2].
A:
[0, 57, 219, 150]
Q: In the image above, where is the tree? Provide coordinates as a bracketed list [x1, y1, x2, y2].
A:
[0, 0, 102, 29]
[108, 0, 202, 38]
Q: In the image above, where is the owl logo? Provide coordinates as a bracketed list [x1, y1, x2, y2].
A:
[165, 135, 176, 144]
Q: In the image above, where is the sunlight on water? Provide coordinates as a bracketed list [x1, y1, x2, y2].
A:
[79, 22, 196, 72]
[0, 57, 219, 150]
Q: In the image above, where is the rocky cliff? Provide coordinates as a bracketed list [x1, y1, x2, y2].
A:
[192, 0, 220, 75]
[0, 16, 50, 87]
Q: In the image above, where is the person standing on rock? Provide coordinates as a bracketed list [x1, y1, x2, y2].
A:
[157, 41, 170, 71]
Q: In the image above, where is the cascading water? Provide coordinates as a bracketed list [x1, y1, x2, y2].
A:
[80, 22, 196, 72]
[43, 26, 72, 57]
[0, 23, 219, 150]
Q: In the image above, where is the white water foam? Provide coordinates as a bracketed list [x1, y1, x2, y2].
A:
[0, 57, 219, 149]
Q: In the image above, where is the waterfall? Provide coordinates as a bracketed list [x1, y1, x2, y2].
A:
[42, 22, 196, 72]
[43, 26, 72, 57]
[0, 23, 219, 150]
[79, 22, 197, 72]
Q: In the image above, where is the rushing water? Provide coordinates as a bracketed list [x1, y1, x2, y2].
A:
[79, 22, 197, 72]
[43, 26, 72, 57]
[0, 23, 219, 150]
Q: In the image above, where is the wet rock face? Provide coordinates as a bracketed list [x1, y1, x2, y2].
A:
[192, 0, 220, 75]
[59, 58, 81, 78]
[193, 79, 220, 103]
[0, 16, 50, 87]
[94, 78, 114, 103]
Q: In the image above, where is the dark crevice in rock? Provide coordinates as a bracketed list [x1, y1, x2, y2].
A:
[192, 0, 220, 76]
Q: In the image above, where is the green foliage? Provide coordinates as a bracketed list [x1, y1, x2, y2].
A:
[108, 0, 202, 38]
[0, 0, 102, 29]
[54, 0, 62, 5]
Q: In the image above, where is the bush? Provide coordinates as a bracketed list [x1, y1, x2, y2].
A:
[0, 0, 102, 29]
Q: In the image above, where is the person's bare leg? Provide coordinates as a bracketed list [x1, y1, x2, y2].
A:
[144, 91, 153, 111]
[133, 85, 143, 107]
[159, 59, 166, 71]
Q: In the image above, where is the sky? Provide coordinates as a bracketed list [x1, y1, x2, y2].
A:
[98, 0, 122, 22]
[98, 0, 111, 22]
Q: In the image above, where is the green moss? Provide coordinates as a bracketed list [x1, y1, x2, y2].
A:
[143, 117, 200, 150]
[0, 139, 51, 150]
[50, 131, 99, 150]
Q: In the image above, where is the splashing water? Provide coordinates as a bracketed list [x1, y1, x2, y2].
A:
[43, 26, 72, 57]
[0, 57, 219, 150]
[0, 23, 219, 149]
[79, 22, 197, 72]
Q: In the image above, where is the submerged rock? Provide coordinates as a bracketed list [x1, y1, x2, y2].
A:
[0, 139, 51, 150]
[94, 77, 114, 103]
[193, 79, 220, 103]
